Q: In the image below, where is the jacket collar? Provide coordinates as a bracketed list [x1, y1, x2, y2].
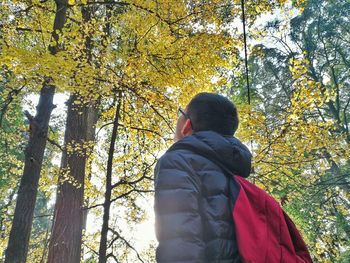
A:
[168, 131, 252, 178]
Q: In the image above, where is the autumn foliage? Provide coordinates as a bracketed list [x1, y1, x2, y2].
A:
[0, 0, 349, 262]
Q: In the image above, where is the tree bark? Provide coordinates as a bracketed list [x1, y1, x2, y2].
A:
[5, 86, 55, 263]
[47, 94, 98, 263]
[5, 1, 68, 262]
[47, 4, 100, 261]
[98, 93, 122, 263]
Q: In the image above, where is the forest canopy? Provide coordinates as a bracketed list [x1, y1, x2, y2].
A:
[0, 0, 349, 262]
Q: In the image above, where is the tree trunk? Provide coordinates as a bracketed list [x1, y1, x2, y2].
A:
[47, 94, 98, 263]
[5, 0, 68, 262]
[5, 85, 55, 263]
[47, 4, 99, 261]
[98, 93, 122, 263]
[81, 3, 95, 236]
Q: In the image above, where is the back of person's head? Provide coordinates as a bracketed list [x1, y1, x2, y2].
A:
[187, 92, 239, 136]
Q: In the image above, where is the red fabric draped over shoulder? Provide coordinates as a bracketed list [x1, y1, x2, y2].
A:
[232, 176, 313, 263]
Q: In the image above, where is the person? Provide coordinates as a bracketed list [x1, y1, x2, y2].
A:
[154, 92, 312, 263]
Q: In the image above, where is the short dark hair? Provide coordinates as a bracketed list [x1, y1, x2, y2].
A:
[186, 92, 239, 136]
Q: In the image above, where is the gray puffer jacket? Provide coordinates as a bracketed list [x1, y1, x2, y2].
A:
[154, 131, 252, 263]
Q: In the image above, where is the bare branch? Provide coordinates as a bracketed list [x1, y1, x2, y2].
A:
[108, 228, 145, 263]
[47, 137, 64, 151]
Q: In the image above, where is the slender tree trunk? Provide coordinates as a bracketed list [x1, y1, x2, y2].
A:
[5, 86, 55, 263]
[98, 93, 122, 263]
[5, 1, 68, 262]
[47, 94, 98, 263]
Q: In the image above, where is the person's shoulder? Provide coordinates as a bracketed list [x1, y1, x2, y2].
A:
[157, 148, 191, 168]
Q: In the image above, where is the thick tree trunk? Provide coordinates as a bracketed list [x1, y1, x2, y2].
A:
[47, 4, 99, 262]
[81, 4, 95, 235]
[47, 94, 98, 263]
[5, 85, 55, 263]
[5, 1, 68, 262]
[98, 93, 122, 263]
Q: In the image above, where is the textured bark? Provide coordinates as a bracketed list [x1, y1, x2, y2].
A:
[98, 93, 122, 263]
[47, 94, 98, 263]
[4, 1, 68, 262]
[47, 5, 100, 262]
[5, 86, 55, 263]
[81, 4, 94, 235]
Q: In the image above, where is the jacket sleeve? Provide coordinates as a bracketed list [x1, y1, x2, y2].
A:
[154, 151, 205, 263]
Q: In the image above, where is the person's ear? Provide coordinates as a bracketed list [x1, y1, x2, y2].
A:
[181, 119, 193, 137]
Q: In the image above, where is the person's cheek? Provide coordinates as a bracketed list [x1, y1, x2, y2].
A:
[174, 118, 183, 142]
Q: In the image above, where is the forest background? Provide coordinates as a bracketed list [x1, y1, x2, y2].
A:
[0, 0, 349, 262]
